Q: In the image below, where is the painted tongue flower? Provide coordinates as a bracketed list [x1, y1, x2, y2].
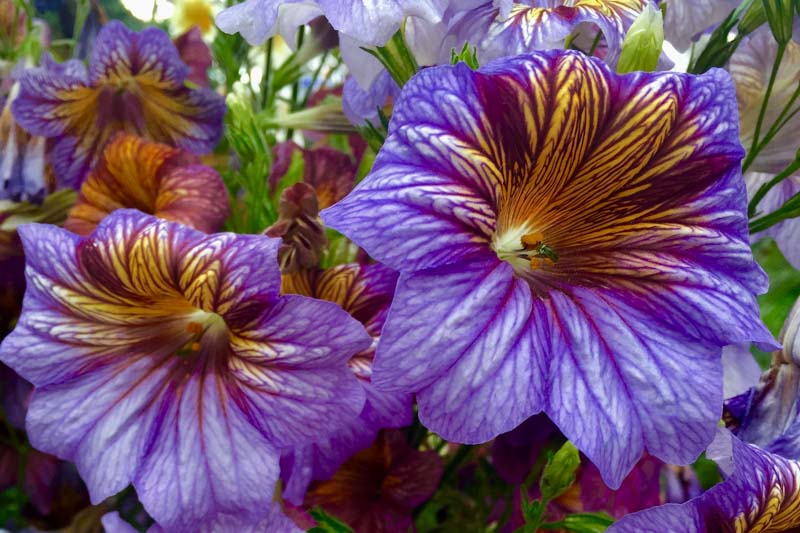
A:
[610, 429, 800, 532]
[322, 50, 775, 487]
[726, 295, 800, 460]
[304, 429, 443, 532]
[11, 21, 225, 189]
[280, 262, 411, 504]
[0, 80, 51, 203]
[444, 0, 653, 66]
[63, 133, 229, 236]
[0, 209, 371, 530]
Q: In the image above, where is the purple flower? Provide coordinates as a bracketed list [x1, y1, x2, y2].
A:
[322, 50, 775, 487]
[0, 209, 370, 530]
[0, 81, 50, 203]
[444, 0, 654, 66]
[11, 22, 225, 189]
[303, 429, 443, 533]
[280, 263, 411, 503]
[216, 0, 449, 47]
[610, 429, 800, 532]
[725, 296, 800, 460]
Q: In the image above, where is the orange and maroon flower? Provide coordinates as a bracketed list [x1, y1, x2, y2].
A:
[64, 133, 229, 235]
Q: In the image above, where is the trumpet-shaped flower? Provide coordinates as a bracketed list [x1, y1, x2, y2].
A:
[280, 262, 411, 503]
[610, 429, 800, 532]
[726, 295, 800, 460]
[304, 429, 442, 532]
[11, 22, 225, 189]
[0, 81, 50, 203]
[446, 0, 653, 66]
[64, 133, 229, 236]
[215, 0, 449, 47]
[322, 50, 775, 487]
[0, 210, 370, 531]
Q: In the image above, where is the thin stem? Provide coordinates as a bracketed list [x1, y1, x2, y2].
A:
[260, 39, 274, 110]
[299, 51, 330, 109]
[744, 42, 786, 171]
[750, 82, 800, 162]
[748, 157, 800, 217]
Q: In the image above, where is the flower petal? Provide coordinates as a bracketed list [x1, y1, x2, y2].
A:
[376, 252, 546, 442]
[541, 288, 724, 487]
[610, 429, 800, 532]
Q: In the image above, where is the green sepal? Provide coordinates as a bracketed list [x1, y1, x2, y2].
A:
[539, 441, 581, 502]
[617, 3, 664, 73]
[362, 22, 420, 87]
[762, 0, 795, 44]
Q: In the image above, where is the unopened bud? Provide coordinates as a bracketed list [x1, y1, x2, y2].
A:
[617, 3, 664, 73]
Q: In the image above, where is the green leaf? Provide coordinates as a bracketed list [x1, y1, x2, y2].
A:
[560, 512, 615, 533]
[539, 441, 581, 502]
[308, 508, 355, 533]
[689, 0, 753, 73]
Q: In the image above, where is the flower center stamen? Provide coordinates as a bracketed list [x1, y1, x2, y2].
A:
[175, 312, 226, 357]
[494, 228, 559, 273]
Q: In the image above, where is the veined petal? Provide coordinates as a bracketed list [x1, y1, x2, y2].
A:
[449, 0, 651, 66]
[610, 429, 800, 532]
[325, 50, 773, 485]
[65, 133, 229, 235]
[12, 21, 225, 188]
[376, 252, 545, 442]
[89, 22, 189, 86]
[0, 210, 369, 531]
[542, 288, 724, 487]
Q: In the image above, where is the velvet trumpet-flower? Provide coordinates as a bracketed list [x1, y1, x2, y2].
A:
[304, 429, 443, 533]
[0, 210, 371, 531]
[726, 295, 800, 460]
[63, 133, 229, 235]
[610, 429, 800, 532]
[442, 0, 652, 65]
[280, 262, 411, 503]
[322, 50, 775, 487]
[11, 21, 225, 189]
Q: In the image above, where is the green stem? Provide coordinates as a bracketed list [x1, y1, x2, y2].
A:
[299, 51, 330, 109]
[261, 39, 273, 110]
[743, 42, 786, 172]
[286, 26, 305, 139]
[748, 157, 800, 217]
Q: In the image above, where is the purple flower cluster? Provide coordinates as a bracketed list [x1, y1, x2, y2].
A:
[2, 1, 800, 531]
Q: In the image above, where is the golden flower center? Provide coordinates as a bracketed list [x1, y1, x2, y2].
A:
[493, 226, 559, 274]
[175, 309, 227, 358]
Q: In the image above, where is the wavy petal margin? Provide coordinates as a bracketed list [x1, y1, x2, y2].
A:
[64, 133, 229, 235]
[323, 50, 775, 487]
[610, 429, 800, 532]
[280, 263, 412, 503]
[12, 21, 225, 188]
[0, 210, 369, 530]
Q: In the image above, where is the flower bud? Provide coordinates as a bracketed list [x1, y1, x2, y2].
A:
[617, 3, 664, 73]
[762, 0, 795, 44]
